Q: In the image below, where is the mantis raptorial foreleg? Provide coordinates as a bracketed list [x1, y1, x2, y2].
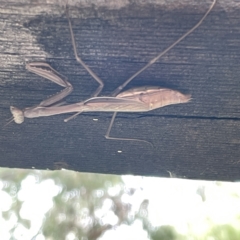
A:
[26, 62, 73, 107]
[8, 62, 74, 125]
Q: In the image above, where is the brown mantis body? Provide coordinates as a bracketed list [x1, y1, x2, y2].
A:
[10, 0, 216, 144]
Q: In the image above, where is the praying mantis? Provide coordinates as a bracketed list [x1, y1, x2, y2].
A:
[10, 0, 216, 144]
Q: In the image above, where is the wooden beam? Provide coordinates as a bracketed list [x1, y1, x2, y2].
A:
[1, 0, 240, 180]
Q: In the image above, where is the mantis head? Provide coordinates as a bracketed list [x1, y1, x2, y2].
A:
[10, 106, 24, 124]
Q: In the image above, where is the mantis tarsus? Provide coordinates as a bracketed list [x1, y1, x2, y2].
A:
[10, 0, 216, 145]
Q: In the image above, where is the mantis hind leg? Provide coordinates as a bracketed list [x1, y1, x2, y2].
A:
[105, 112, 153, 147]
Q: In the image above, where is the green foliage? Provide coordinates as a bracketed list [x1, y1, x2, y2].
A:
[0, 168, 144, 239]
[1, 168, 240, 240]
[206, 224, 240, 240]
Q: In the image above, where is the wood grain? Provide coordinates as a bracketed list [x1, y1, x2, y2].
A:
[1, 0, 240, 180]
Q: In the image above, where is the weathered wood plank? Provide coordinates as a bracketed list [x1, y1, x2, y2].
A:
[0, 0, 240, 180]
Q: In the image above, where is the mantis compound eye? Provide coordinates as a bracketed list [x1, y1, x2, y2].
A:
[10, 106, 24, 124]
